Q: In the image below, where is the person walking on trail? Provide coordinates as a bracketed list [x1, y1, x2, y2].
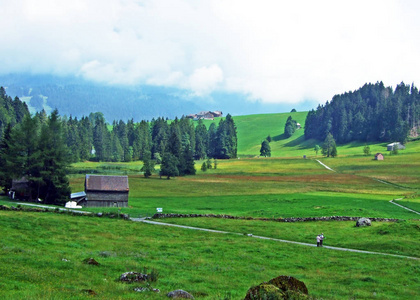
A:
[316, 234, 321, 247]
[320, 233, 325, 247]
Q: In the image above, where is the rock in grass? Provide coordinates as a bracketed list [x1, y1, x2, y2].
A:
[82, 257, 100, 265]
[167, 289, 194, 298]
[244, 275, 308, 299]
[245, 283, 284, 299]
[356, 217, 372, 227]
[268, 275, 308, 295]
[119, 272, 148, 283]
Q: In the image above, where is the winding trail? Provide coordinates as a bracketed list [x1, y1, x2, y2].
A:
[131, 218, 418, 260]
[315, 159, 335, 172]
[389, 199, 420, 215]
[315, 160, 420, 215]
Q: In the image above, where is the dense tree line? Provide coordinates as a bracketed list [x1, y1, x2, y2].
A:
[0, 107, 71, 203]
[304, 82, 420, 144]
[61, 113, 237, 165]
[0, 87, 29, 139]
[0, 86, 238, 200]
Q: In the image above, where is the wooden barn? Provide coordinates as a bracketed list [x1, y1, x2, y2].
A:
[78, 175, 129, 207]
[374, 153, 384, 160]
[10, 178, 32, 200]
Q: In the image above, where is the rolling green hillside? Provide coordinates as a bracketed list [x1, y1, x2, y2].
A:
[204, 112, 420, 158]
[234, 111, 308, 157]
[201, 111, 308, 157]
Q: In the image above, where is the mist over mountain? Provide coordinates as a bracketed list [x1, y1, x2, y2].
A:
[0, 74, 312, 122]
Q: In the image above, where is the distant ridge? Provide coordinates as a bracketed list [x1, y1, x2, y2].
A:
[0, 73, 311, 122]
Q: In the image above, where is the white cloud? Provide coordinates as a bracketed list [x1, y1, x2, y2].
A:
[1, 0, 420, 104]
[187, 65, 224, 96]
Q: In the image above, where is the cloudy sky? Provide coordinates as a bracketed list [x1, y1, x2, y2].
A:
[1, 0, 420, 105]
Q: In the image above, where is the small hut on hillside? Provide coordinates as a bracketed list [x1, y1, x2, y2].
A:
[387, 142, 405, 151]
[374, 153, 384, 160]
[10, 178, 31, 200]
[77, 175, 129, 207]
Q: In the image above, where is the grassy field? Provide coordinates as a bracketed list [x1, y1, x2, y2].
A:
[1, 113, 420, 299]
[202, 111, 420, 158]
[1, 211, 419, 300]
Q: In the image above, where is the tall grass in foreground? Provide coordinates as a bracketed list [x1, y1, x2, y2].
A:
[1, 211, 419, 299]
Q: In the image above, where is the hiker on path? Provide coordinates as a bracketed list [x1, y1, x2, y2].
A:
[316, 234, 321, 247]
[320, 233, 325, 247]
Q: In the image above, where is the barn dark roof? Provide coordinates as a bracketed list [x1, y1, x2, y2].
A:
[85, 175, 129, 192]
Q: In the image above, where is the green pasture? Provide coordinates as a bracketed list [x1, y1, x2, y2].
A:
[2, 112, 420, 299]
[317, 151, 420, 189]
[64, 153, 419, 221]
[200, 112, 310, 157]
[214, 111, 420, 158]
[233, 112, 308, 157]
[1, 211, 419, 299]
[154, 217, 420, 257]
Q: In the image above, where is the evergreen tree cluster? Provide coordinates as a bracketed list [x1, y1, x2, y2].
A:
[304, 82, 420, 144]
[284, 116, 298, 138]
[60, 113, 237, 165]
[0, 109, 71, 203]
[0, 87, 29, 138]
[0, 85, 238, 198]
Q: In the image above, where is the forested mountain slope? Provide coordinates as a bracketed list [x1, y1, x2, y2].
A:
[305, 82, 420, 144]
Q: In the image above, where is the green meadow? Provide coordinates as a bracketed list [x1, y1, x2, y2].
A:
[1, 112, 419, 299]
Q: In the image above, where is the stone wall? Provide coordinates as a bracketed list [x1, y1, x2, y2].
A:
[152, 213, 401, 222]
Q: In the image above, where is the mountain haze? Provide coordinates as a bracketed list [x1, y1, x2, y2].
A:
[0, 74, 307, 122]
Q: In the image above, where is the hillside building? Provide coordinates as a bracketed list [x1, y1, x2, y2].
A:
[186, 110, 223, 120]
[387, 142, 406, 151]
[374, 153, 384, 160]
[76, 175, 129, 207]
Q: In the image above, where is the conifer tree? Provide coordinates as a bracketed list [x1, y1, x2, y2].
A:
[284, 116, 297, 138]
[201, 161, 207, 172]
[6, 115, 42, 200]
[322, 133, 337, 157]
[37, 110, 71, 203]
[160, 152, 179, 179]
[141, 150, 155, 178]
[260, 139, 271, 157]
[182, 146, 196, 175]
[0, 123, 13, 192]
[194, 119, 208, 159]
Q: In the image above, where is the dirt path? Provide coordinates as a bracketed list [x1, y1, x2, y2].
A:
[131, 218, 418, 260]
[389, 198, 420, 215]
[316, 160, 420, 215]
[315, 159, 336, 172]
